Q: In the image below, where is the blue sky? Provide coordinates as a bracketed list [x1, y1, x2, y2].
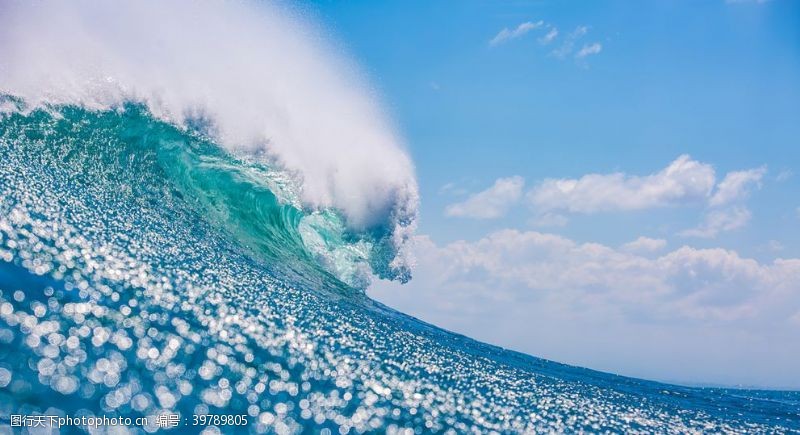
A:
[307, 0, 800, 388]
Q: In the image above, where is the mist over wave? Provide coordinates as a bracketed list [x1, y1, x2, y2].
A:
[0, 0, 418, 240]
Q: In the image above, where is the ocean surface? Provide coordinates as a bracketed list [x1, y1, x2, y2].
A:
[1, 101, 799, 434]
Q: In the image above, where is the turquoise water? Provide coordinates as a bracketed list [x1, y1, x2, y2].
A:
[1, 103, 798, 433]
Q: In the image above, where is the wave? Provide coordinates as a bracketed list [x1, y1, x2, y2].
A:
[0, 0, 418, 286]
[0, 98, 409, 289]
[1, 99, 798, 432]
[1, 1, 798, 433]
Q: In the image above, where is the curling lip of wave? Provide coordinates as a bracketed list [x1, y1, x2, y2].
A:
[0, 98, 411, 287]
[0, 0, 418, 238]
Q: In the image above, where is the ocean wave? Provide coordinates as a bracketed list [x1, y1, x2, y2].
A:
[1, 100, 413, 289]
[1, 2, 797, 433]
[0, 0, 418, 286]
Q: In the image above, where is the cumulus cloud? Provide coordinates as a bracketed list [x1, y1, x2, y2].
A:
[489, 21, 544, 46]
[676, 166, 766, 237]
[371, 230, 800, 387]
[527, 156, 768, 238]
[709, 166, 766, 206]
[622, 236, 667, 253]
[445, 176, 525, 219]
[575, 42, 602, 59]
[382, 229, 800, 324]
[528, 155, 715, 213]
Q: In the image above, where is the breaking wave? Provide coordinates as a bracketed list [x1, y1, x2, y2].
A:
[0, 1, 797, 433]
[0, 0, 418, 287]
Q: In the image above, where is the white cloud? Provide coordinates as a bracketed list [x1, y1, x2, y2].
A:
[489, 21, 544, 46]
[445, 176, 525, 219]
[622, 236, 667, 253]
[552, 25, 588, 58]
[528, 155, 716, 213]
[709, 166, 766, 206]
[380, 229, 800, 326]
[371, 230, 800, 387]
[538, 27, 559, 45]
[527, 156, 768, 235]
[679, 207, 751, 238]
[575, 42, 602, 59]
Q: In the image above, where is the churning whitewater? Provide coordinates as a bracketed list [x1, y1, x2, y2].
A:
[0, 1, 798, 433]
[0, 0, 419, 287]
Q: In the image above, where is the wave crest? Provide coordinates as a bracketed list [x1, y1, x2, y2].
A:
[0, 0, 418, 284]
[0, 0, 418, 286]
[0, 101, 413, 288]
